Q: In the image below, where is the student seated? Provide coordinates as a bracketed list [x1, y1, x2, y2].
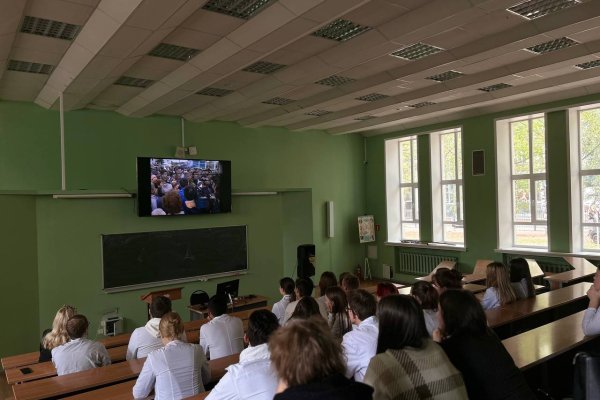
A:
[127, 295, 186, 360]
[434, 290, 535, 400]
[283, 277, 314, 323]
[316, 271, 337, 319]
[270, 318, 373, 400]
[341, 274, 360, 293]
[482, 262, 517, 310]
[509, 258, 535, 299]
[288, 297, 323, 322]
[375, 282, 398, 302]
[206, 310, 280, 400]
[272, 277, 295, 325]
[200, 294, 244, 359]
[325, 286, 352, 340]
[133, 312, 210, 400]
[431, 268, 463, 293]
[364, 295, 467, 399]
[40, 305, 76, 362]
[52, 314, 110, 376]
[410, 281, 439, 337]
[342, 289, 378, 382]
[583, 267, 600, 336]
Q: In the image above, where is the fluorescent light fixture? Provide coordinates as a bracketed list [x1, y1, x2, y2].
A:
[53, 193, 134, 199]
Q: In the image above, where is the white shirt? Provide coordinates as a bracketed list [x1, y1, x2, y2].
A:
[481, 287, 502, 310]
[583, 307, 600, 336]
[283, 299, 299, 324]
[315, 296, 329, 319]
[342, 316, 378, 382]
[272, 295, 292, 326]
[51, 338, 110, 376]
[127, 318, 187, 360]
[133, 340, 210, 400]
[205, 343, 276, 400]
[423, 309, 438, 337]
[199, 314, 244, 359]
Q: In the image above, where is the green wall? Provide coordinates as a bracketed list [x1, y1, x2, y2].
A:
[0, 101, 366, 358]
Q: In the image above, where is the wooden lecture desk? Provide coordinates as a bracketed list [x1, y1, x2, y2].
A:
[188, 294, 268, 320]
[544, 256, 597, 288]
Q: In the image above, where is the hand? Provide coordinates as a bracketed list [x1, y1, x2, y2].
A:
[432, 328, 444, 343]
[587, 287, 600, 309]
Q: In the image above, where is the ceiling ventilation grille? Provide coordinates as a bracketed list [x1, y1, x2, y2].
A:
[426, 70, 464, 82]
[575, 60, 600, 69]
[243, 61, 287, 74]
[479, 83, 513, 92]
[196, 87, 234, 97]
[7, 59, 54, 74]
[356, 93, 389, 102]
[508, 0, 581, 20]
[262, 97, 295, 105]
[149, 43, 200, 61]
[305, 109, 332, 117]
[202, 0, 275, 20]
[114, 76, 155, 88]
[390, 42, 444, 60]
[526, 37, 578, 54]
[21, 16, 80, 40]
[354, 115, 376, 121]
[409, 101, 436, 108]
[312, 19, 372, 42]
[315, 75, 356, 87]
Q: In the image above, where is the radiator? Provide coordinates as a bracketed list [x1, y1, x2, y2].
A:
[397, 253, 458, 275]
[503, 255, 571, 274]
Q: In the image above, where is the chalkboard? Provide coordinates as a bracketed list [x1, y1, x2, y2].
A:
[102, 226, 247, 292]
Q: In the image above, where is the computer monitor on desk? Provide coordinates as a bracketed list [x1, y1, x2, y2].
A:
[216, 279, 239, 303]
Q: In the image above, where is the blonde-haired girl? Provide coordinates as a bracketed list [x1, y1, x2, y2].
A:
[482, 262, 517, 310]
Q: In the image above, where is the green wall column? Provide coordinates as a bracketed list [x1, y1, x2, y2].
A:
[417, 134, 432, 241]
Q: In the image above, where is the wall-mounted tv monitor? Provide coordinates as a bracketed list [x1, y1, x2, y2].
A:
[137, 157, 231, 217]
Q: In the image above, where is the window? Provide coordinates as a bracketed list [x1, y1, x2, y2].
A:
[385, 136, 419, 242]
[569, 105, 600, 252]
[431, 128, 464, 245]
[496, 114, 548, 249]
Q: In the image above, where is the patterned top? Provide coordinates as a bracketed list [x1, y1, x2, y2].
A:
[364, 339, 468, 400]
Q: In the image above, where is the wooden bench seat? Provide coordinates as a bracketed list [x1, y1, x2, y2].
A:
[544, 256, 597, 288]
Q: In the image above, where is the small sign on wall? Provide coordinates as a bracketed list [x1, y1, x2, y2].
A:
[358, 215, 375, 243]
[472, 150, 485, 176]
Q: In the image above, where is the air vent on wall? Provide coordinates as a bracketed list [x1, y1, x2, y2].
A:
[315, 75, 356, 87]
[149, 43, 200, 61]
[479, 83, 513, 92]
[305, 109, 332, 117]
[262, 97, 295, 105]
[21, 16, 80, 40]
[114, 76, 154, 88]
[202, 0, 274, 20]
[243, 61, 287, 74]
[196, 87, 234, 97]
[575, 60, 600, 70]
[312, 19, 372, 42]
[390, 42, 444, 61]
[508, 0, 581, 20]
[409, 101, 436, 108]
[426, 70, 464, 82]
[7, 59, 54, 74]
[354, 115, 376, 121]
[356, 93, 389, 102]
[526, 37, 578, 54]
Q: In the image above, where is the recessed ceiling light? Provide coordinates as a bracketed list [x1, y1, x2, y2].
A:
[526, 37, 578, 54]
[426, 70, 464, 82]
[315, 75, 356, 87]
[20, 16, 80, 40]
[114, 76, 154, 88]
[262, 97, 295, 105]
[479, 83, 513, 92]
[355, 93, 389, 102]
[575, 60, 600, 70]
[305, 109, 332, 117]
[508, 0, 581, 20]
[354, 115, 376, 121]
[7, 59, 54, 75]
[390, 42, 444, 61]
[202, 0, 275, 20]
[196, 87, 234, 97]
[312, 19, 372, 42]
[149, 43, 200, 61]
[409, 101, 436, 108]
[243, 61, 287, 74]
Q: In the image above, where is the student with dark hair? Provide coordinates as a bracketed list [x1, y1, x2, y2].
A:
[410, 281, 439, 337]
[127, 295, 186, 360]
[325, 286, 352, 340]
[342, 289, 378, 382]
[434, 290, 535, 400]
[289, 297, 323, 322]
[375, 282, 398, 302]
[270, 318, 373, 400]
[482, 262, 517, 310]
[509, 258, 535, 299]
[272, 277, 295, 325]
[133, 312, 210, 399]
[432, 268, 463, 293]
[52, 314, 110, 375]
[316, 271, 337, 318]
[342, 274, 360, 293]
[583, 267, 600, 335]
[364, 295, 467, 399]
[338, 272, 351, 286]
[199, 294, 244, 359]
[207, 310, 280, 400]
[284, 277, 314, 323]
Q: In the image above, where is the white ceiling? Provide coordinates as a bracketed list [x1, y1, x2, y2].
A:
[1, 0, 600, 136]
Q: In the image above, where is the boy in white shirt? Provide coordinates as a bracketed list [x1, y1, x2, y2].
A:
[271, 277, 295, 325]
[200, 294, 244, 359]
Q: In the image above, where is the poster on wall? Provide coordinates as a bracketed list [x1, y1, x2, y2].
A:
[358, 215, 375, 243]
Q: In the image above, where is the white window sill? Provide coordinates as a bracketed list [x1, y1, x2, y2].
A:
[386, 241, 465, 252]
[496, 248, 600, 260]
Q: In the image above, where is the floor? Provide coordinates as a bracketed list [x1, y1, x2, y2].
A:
[0, 374, 11, 400]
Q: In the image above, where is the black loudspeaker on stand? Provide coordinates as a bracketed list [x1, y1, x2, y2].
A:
[297, 244, 315, 278]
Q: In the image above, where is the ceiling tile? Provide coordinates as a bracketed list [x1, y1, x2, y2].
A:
[182, 9, 244, 36]
[27, 0, 97, 25]
[125, 55, 183, 80]
[164, 27, 220, 50]
[344, 0, 409, 26]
